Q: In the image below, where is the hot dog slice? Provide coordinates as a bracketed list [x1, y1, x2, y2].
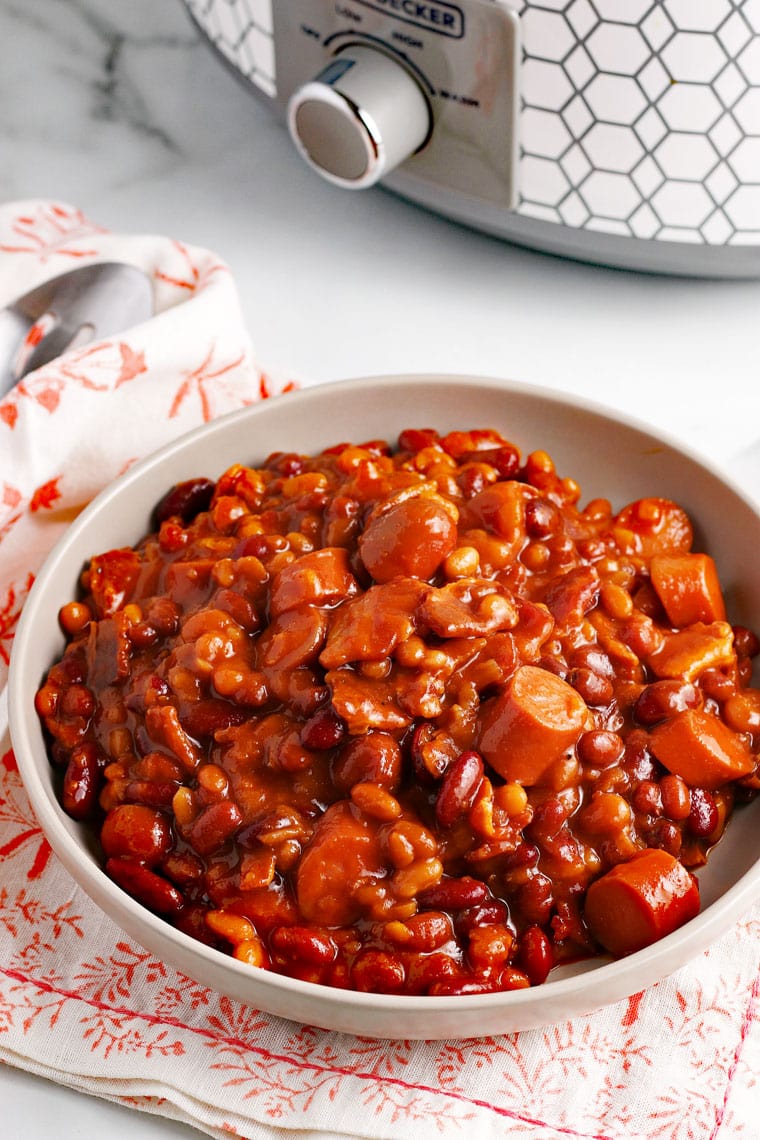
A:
[650, 708, 755, 789]
[584, 848, 700, 958]
[650, 553, 726, 627]
[478, 664, 589, 785]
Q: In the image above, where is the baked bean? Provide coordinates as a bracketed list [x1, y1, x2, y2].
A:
[37, 426, 760, 996]
[577, 730, 624, 769]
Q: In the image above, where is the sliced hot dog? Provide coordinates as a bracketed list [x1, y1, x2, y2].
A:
[478, 664, 589, 785]
[584, 848, 700, 958]
[650, 708, 755, 789]
[650, 553, 726, 627]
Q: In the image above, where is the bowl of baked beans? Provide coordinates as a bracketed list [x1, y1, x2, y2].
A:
[9, 374, 760, 1039]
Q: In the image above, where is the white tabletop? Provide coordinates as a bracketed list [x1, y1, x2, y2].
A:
[3, 1, 760, 1136]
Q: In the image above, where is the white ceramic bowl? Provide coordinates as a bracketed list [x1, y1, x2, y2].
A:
[9, 374, 760, 1040]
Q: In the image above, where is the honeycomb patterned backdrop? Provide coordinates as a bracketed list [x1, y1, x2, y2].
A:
[184, 0, 760, 247]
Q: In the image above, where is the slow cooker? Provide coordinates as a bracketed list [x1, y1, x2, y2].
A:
[183, 0, 760, 277]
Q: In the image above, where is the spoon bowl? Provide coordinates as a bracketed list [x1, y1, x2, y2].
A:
[0, 262, 153, 397]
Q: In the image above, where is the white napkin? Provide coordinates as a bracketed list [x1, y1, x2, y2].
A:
[1, 199, 758, 1140]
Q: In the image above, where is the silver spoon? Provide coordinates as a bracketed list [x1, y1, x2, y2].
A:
[0, 262, 154, 398]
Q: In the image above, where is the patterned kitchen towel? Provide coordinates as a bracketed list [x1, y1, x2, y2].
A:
[0, 199, 758, 1140]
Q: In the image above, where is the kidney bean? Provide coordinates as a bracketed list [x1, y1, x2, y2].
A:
[622, 729, 658, 782]
[635, 679, 700, 726]
[700, 668, 737, 702]
[632, 779, 663, 816]
[124, 780, 177, 808]
[577, 730, 624, 769]
[181, 698, 247, 740]
[514, 874, 554, 926]
[455, 899, 510, 937]
[647, 818, 682, 857]
[569, 666, 614, 707]
[688, 787, 719, 837]
[187, 800, 243, 857]
[409, 722, 456, 783]
[469, 445, 521, 479]
[733, 624, 760, 659]
[417, 875, 491, 912]
[301, 704, 346, 751]
[270, 925, 337, 966]
[153, 477, 215, 526]
[106, 857, 184, 916]
[524, 498, 559, 538]
[62, 743, 102, 820]
[516, 925, 553, 986]
[435, 751, 485, 828]
[384, 911, 453, 952]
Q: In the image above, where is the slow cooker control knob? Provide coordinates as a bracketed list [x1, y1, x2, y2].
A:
[287, 46, 431, 190]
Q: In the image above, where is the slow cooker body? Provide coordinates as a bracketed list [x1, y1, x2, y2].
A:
[184, 0, 760, 277]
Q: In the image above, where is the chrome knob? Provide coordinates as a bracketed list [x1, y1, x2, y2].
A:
[287, 46, 431, 190]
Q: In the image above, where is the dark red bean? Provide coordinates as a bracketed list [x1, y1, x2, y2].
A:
[62, 743, 101, 820]
[106, 857, 184, 916]
[60, 684, 95, 719]
[398, 428, 440, 453]
[472, 445, 521, 479]
[635, 680, 700, 726]
[569, 667, 614, 707]
[516, 925, 553, 986]
[514, 873, 554, 926]
[417, 876, 491, 912]
[501, 841, 541, 871]
[733, 625, 760, 659]
[267, 452, 306, 476]
[351, 949, 406, 993]
[570, 644, 613, 677]
[125, 780, 178, 809]
[632, 779, 663, 816]
[270, 925, 337, 966]
[153, 477, 215, 526]
[700, 669, 736, 701]
[181, 698, 247, 740]
[300, 705, 346, 751]
[648, 818, 682, 856]
[688, 787, 719, 837]
[455, 899, 510, 937]
[577, 730, 624, 768]
[525, 498, 559, 538]
[622, 729, 658, 782]
[435, 750, 484, 828]
[187, 801, 243, 856]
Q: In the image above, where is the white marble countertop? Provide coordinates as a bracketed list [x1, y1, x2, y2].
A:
[2, 0, 760, 1136]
